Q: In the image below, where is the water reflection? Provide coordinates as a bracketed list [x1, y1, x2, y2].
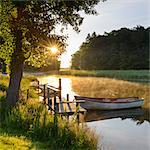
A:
[85, 108, 150, 125]
[87, 118, 150, 150]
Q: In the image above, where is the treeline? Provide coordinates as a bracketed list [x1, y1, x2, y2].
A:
[24, 59, 60, 72]
[71, 26, 149, 70]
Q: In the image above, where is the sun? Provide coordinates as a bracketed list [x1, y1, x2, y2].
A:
[50, 46, 58, 54]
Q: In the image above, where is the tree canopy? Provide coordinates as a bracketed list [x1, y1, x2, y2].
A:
[71, 26, 149, 70]
[0, 0, 103, 106]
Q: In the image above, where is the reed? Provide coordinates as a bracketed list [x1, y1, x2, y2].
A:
[60, 69, 150, 81]
[71, 77, 150, 108]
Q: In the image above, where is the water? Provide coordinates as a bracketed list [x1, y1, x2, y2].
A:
[38, 75, 150, 150]
[88, 118, 150, 150]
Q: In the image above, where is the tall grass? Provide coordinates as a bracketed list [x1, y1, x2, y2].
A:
[0, 98, 98, 149]
[60, 69, 150, 81]
[71, 77, 150, 108]
[0, 74, 38, 99]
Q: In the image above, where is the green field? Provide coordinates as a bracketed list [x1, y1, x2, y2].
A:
[60, 69, 150, 83]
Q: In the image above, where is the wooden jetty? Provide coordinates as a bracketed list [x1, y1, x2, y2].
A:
[38, 79, 86, 122]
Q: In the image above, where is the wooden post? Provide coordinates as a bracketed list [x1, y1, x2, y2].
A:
[54, 91, 57, 111]
[76, 102, 79, 110]
[55, 102, 59, 112]
[43, 84, 46, 104]
[53, 91, 58, 135]
[66, 94, 70, 121]
[58, 78, 61, 101]
[27, 89, 29, 100]
[77, 113, 80, 124]
[67, 94, 69, 101]
[47, 87, 52, 110]
[67, 115, 69, 122]
[76, 102, 80, 124]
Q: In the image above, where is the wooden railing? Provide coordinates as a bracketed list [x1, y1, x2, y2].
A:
[37, 78, 86, 123]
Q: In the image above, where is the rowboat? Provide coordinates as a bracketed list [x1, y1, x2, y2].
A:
[74, 96, 144, 110]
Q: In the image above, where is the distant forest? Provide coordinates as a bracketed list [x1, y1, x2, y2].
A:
[24, 59, 60, 72]
[71, 26, 149, 70]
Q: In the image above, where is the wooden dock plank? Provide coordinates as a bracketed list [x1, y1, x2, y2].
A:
[39, 81, 86, 117]
[58, 101, 86, 115]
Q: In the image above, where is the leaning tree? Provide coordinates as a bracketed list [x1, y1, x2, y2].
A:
[0, 0, 103, 107]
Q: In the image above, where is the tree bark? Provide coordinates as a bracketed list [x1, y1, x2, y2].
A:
[6, 29, 24, 107]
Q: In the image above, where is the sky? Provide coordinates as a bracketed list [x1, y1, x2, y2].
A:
[60, 0, 149, 68]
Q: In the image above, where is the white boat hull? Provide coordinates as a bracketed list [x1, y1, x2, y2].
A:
[81, 100, 144, 110]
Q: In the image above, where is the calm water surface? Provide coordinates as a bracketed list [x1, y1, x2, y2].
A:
[38, 75, 150, 150]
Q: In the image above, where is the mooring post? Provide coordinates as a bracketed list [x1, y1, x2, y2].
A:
[43, 84, 46, 104]
[58, 78, 62, 101]
[76, 101, 80, 124]
[67, 94, 69, 101]
[76, 101, 79, 110]
[67, 114, 69, 122]
[77, 113, 80, 125]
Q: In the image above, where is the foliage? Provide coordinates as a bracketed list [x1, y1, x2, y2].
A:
[0, 99, 98, 150]
[24, 58, 61, 72]
[0, 0, 14, 68]
[72, 26, 149, 70]
[0, 0, 104, 106]
[0, 0, 103, 69]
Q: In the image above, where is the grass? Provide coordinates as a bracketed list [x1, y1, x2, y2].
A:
[0, 130, 33, 150]
[0, 74, 98, 150]
[0, 74, 38, 99]
[60, 69, 150, 82]
[70, 76, 150, 108]
[0, 98, 98, 150]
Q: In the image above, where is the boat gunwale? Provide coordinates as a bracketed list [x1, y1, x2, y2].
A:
[75, 96, 144, 104]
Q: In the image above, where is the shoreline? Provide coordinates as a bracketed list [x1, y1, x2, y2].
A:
[24, 69, 150, 85]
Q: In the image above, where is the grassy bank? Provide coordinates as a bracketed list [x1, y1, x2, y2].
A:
[59, 69, 150, 82]
[0, 74, 98, 150]
[0, 74, 38, 99]
[70, 76, 150, 108]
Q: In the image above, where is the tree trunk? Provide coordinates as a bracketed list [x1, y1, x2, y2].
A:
[6, 29, 24, 107]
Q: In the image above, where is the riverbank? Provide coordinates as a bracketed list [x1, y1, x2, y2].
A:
[60, 69, 150, 82]
[0, 75, 98, 150]
[25, 69, 150, 84]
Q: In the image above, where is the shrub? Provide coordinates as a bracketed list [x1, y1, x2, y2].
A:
[1, 99, 98, 149]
